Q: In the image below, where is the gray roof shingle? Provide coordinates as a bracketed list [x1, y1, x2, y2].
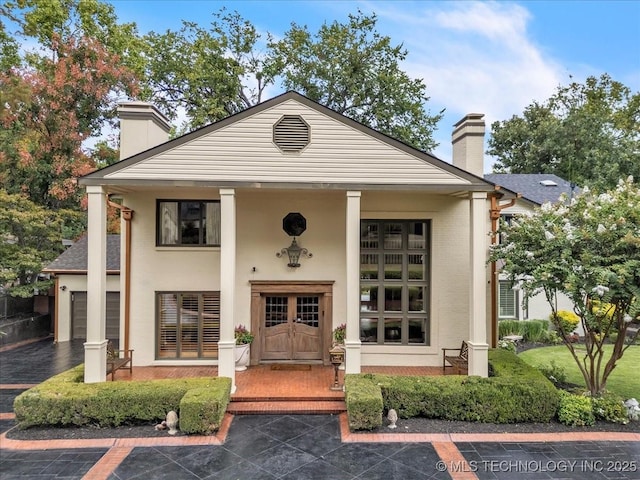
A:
[484, 174, 578, 205]
[43, 235, 120, 273]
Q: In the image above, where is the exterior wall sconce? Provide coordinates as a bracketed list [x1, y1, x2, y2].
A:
[276, 212, 312, 268]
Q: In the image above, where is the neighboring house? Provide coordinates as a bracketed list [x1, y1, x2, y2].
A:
[43, 235, 121, 342]
[77, 91, 519, 388]
[484, 174, 577, 322]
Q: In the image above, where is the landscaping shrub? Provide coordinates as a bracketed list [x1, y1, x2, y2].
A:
[344, 374, 383, 430]
[592, 393, 628, 424]
[557, 391, 595, 426]
[13, 365, 231, 430]
[551, 310, 580, 335]
[537, 360, 567, 386]
[498, 319, 521, 338]
[499, 319, 552, 343]
[179, 385, 230, 435]
[522, 320, 549, 343]
[345, 350, 559, 429]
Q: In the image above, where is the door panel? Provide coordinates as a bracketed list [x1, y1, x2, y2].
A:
[262, 296, 291, 360]
[261, 294, 322, 361]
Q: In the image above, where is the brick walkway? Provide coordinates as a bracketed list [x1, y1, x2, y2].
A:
[1, 337, 638, 479]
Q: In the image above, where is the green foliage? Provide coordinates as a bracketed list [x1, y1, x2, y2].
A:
[490, 177, 640, 395]
[498, 319, 550, 343]
[179, 385, 231, 435]
[234, 324, 254, 345]
[557, 391, 595, 426]
[551, 310, 580, 335]
[345, 350, 559, 430]
[498, 319, 520, 338]
[272, 10, 442, 152]
[0, 190, 85, 297]
[592, 393, 628, 424]
[489, 74, 640, 191]
[344, 374, 384, 430]
[497, 339, 516, 353]
[13, 365, 231, 429]
[537, 360, 567, 386]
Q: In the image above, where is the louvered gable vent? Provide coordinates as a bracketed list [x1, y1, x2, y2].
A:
[273, 115, 310, 152]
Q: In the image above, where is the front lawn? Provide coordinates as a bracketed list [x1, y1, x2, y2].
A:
[518, 344, 640, 400]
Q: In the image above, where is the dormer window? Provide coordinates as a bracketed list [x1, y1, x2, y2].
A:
[273, 115, 310, 152]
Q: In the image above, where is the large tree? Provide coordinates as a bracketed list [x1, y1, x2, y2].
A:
[273, 11, 442, 152]
[141, 9, 442, 150]
[0, 35, 138, 209]
[488, 74, 640, 191]
[0, 0, 141, 208]
[0, 189, 84, 297]
[489, 177, 640, 396]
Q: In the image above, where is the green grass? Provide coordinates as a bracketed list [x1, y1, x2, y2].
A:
[518, 344, 640, 399]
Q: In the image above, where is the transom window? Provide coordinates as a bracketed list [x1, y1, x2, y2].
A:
[156, 292, 220, 359]
[360, 220, 431, 345]
[157, 200, 220, 246]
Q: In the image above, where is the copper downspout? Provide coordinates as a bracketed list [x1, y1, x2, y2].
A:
[108, 198, 133, 354]
[489, 188, 518, 348]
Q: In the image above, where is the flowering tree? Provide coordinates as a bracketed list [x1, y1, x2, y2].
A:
[489, 177, 640, 396]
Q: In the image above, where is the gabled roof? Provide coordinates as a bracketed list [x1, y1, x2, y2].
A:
[484, 174, 578, 205]
[43, 235, 120, 274]
[80, 91, 499, 194]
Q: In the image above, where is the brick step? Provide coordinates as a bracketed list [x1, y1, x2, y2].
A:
[227, 400, 347, 415]
[231, 395, 343, 403]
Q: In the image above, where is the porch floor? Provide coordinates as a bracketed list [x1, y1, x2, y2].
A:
[110, 364, 443, 414]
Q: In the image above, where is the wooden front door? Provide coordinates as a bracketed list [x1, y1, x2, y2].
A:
[261, 295, 323, 361]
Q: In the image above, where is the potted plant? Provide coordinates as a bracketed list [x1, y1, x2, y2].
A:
[234, 324, 254, 371]
[332, 323, 346, 346]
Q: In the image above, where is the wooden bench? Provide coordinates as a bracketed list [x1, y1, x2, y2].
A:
[442, 340, 468, 375]
[106, 340, 133, 381]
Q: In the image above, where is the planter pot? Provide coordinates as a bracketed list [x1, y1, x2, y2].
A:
[235, 343, 251, 371]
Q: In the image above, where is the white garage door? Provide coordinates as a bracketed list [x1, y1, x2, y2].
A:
[72, 292, 120, 340]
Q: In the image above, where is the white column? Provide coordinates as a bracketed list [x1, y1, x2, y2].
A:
[219, 189, 236, 392]
[468, 191, 489, 376]
[84, 186, 108, 383]
[345, 191, 362, 373]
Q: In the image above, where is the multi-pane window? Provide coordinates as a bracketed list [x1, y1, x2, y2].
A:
[157, 200, 220, 246]
[157, 292, 220, 359]
[360, 220, 430, 345]
[498, 281, 518, 319]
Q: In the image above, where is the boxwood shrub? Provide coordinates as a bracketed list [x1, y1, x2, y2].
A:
[179, 386, 229, 434]
[13, 365, 231, 431]
[344, 374, 384, 430]
[346, 349, 559, 430]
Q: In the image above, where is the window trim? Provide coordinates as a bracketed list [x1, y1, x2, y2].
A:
[156, 291, 220, 360]
[360, 220, 431, 346]
[156, 199, 221, 247]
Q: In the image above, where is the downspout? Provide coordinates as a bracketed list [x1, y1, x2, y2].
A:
[53, 276, 59, 343]
[108, 197, 133, 354]
[489, 188, 519, 348]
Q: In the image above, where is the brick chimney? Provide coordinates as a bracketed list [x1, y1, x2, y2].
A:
[117, 102, 171, 160]
[452, 113, 485, 177]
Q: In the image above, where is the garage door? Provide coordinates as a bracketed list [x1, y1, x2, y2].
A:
[71, 292, 120, 340]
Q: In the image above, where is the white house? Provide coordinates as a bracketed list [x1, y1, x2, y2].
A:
[485, 174, 577, 323]
[77, 91, 518, 389]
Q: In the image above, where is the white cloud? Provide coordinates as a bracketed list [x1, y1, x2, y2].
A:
[363, 1, 565, 169]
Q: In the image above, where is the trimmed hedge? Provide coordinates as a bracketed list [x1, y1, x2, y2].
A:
[346, 349, 559, 430]
[344, 374, 384, 430]
[179, 387, 229, 435]
[13, 365, 231, 431]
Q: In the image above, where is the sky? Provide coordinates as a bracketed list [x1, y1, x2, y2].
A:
[108, 0, 640, 169]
